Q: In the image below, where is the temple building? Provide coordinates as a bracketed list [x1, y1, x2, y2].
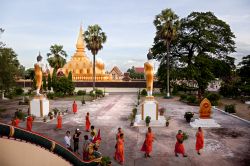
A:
[109, 66, 123, 80]
[61, 26, 111, 81]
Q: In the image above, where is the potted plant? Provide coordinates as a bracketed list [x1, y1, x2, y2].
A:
[43, 116, 48, 122]
[159, 107, 166, 116]
[145, 116, 151, 126]
[48, 112, 53, 119]
[82, 96, 86, 105]
[165, 117, 171, 127]
[100, 156, 111, 166]
[184, 112, 194, 123]
[53, 108, 59, 117]
[128, 113, 135, 126]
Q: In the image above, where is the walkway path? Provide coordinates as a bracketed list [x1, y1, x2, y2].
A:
[8, 94, 250, 165]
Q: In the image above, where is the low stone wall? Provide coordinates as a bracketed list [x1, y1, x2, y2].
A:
[16, 80, 161, 88]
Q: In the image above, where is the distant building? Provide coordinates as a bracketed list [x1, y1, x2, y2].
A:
[109, 66, 123, 80]
[135, 67, 144, 73]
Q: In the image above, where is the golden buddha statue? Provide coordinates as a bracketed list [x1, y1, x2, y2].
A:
[34, 52, 47, 96]
[199, 98, 212, 118]
[61, 25, 111, 81]
[144, 49, 154, 96]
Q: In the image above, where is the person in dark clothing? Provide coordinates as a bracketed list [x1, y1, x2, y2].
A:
[73, 128, 81, 154]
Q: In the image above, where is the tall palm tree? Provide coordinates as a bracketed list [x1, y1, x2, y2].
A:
[47, 44, 68, 71]
[84, 24, 107, 92]
[154, 9, 180, 97]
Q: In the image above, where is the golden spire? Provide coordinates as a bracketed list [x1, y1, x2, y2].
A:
[76, 24, 85, 53]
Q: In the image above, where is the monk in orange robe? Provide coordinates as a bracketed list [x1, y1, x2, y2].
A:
[12, 117, 19, 127]
[116, 127, 123, 140]
[114, 133, 124, 165]
[141, 127, 154, 158]
[56, 112, 62, 129]
[85, 112, 91, 132]
[196, 127, 204, 155]
[73, 101, 77, 114]
[175, 130, 187, 157]
[26, 115, 33, 131]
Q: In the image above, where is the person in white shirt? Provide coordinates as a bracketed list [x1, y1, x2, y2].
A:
[64, 131, 72, 151]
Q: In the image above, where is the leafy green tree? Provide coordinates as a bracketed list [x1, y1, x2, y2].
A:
[153, 8, 180, 97]
[175, 11, 236, 65]
[127, 66, 144, 79]
[52, 69, 57, 90]
[0, 28, 5, 48]
[42, 75, 47, 91]
[153, 10, 236, 98]
[25, 68, 35, 79]
[84, 24, 107, 91]
[0, 47, 20, 95]
[47, 73, 52, 91]
[47, 44, 67, 71]
[68, 71, 72, 81]
[53, 76, 75, 95]
[238, 55, 250, 95]
[192, 55, 214, 98]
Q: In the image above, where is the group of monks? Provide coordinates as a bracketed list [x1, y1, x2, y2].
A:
[11, 100, 204, 165]
[113, 126, 204, 165]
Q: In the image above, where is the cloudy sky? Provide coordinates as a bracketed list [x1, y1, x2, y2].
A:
[1, 0, 250, 72]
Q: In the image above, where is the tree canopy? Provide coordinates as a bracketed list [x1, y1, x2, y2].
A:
[152, 10, 236, 97]
[47, 44, 67, 70]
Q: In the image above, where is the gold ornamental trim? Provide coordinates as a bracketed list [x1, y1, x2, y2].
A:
[40, 99, 43, 117]
[50, 141, 56, 152]
[141, 104, 144, 120]
[9, 126, 15, 137]
[156, 102, 159, 120]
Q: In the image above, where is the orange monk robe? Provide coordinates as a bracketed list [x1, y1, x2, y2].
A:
[114, 138, 124, 163]
[73, 101, 77, 114]
[57, 115, 62, 129]
[196, 131, 204, 151]
[175, 133, 185, 155]
[141, 132, 154, 154]
[85, 115, 91, 131]
[12, 119, 20, 127]
[26, 116, 33, 131]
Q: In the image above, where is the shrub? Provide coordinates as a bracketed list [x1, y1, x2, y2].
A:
[159, 107, 166, 115]
[101, 156, 111, 166]
[145, 116, 151, 124]
[15, 110, 26, 120]
[77, 90, 86, 96]
[47, 92, 55, 99]
[96, 89, 104, 97]
[141, 89, 147, 96]
[206, 93, 220, 106]
[184, 112, 194, 123]
[53, 108, 60, 116]
[186, 95, 197, 103]
[14, 87, 24, 96]
[55, 91, 64, 97]
[224, 104, 236, 113]
[180, 94, 187, 101]
[89, 90, 95, 97]
[53, 76, 75, 96]
[132, 108, 137, 118]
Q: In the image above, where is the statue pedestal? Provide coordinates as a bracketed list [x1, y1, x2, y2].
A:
[30, 96, 49, 117]
[134, 96, 167, 127]
[190, 118, 220, 128]
[141, 97, 159, 120]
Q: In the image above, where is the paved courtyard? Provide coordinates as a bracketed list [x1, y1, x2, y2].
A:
[4, 93, 250, 166]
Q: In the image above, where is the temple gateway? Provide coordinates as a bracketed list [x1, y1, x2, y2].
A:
[61, 26, 111, 81]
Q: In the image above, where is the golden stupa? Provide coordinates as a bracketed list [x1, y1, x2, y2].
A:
[62, 25, 111, 81]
